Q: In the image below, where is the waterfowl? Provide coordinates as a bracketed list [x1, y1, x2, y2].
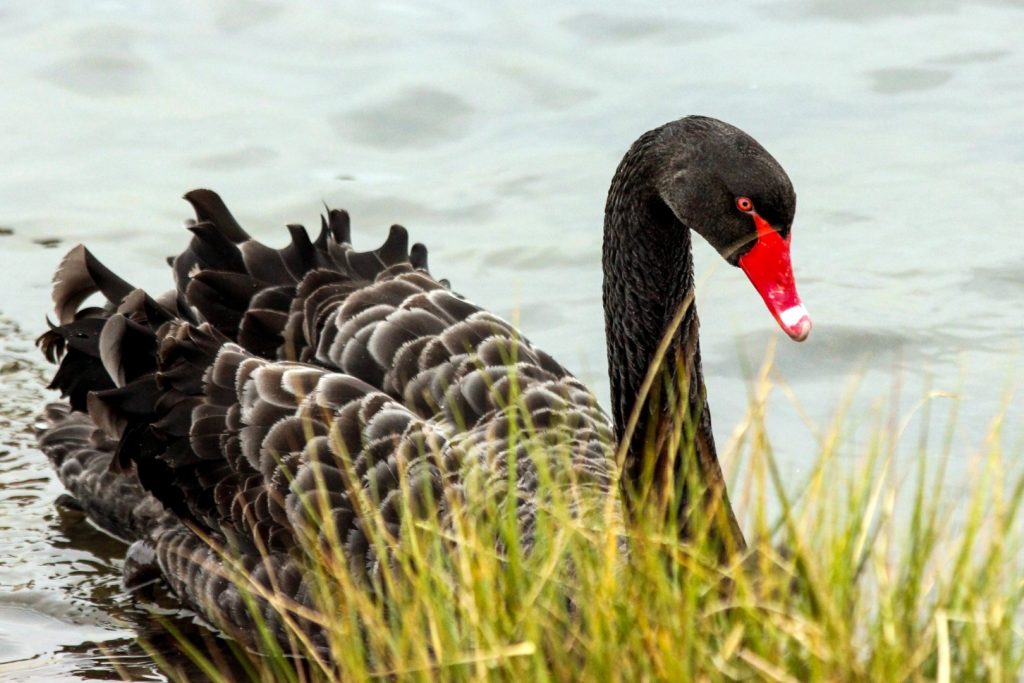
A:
[36, 115, 809, 652]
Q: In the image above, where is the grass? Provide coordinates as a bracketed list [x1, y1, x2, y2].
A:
[143, 344, 1024, 683]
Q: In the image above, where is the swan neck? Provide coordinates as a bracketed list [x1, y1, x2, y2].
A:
[602, 163, 703, 472]
[602, 134, 743, 549]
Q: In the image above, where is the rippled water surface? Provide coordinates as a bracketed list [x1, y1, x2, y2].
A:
[1, 1, 1022, 679]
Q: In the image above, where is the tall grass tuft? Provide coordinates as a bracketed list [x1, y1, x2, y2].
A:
[145, 347, 1024, 682]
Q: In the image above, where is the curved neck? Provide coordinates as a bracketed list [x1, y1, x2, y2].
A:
[602, 133, 744, 551]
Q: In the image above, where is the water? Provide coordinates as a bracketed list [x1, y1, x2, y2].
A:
[0, 1, 1022, 679]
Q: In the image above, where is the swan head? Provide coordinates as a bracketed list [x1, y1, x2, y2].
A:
[656, 116, 810, 342]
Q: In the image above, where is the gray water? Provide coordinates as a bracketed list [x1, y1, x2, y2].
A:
[0, 1, 1022, 680]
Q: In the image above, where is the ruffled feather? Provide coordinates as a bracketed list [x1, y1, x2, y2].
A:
[36, 189, 617, 652]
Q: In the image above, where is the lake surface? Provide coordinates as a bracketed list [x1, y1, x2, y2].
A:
[1, 1, 1022, 679]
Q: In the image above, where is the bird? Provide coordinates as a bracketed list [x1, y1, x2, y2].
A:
[35, 115, 810, 654]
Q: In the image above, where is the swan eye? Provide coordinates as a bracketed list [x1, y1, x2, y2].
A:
[735, 196, 754, 213]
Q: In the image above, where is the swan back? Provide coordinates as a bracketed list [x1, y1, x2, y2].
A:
[37, 191, 618, 643]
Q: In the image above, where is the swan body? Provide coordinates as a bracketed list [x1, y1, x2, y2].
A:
[36, 115, 808, 651]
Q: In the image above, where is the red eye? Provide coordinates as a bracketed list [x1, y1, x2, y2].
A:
[736, 196, 754, 213]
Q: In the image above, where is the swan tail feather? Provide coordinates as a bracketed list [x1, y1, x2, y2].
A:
[35, 403, 170, 542]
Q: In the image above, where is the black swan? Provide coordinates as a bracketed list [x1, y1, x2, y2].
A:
[35, 115, 809, 652]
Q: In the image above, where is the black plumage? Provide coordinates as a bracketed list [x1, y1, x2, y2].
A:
[36, 115, 807, 655]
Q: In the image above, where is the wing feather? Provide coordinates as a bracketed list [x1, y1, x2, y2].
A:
[36, 189, 618, 653]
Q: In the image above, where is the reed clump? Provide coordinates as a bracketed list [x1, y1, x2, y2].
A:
[147, 349, 1024, 683]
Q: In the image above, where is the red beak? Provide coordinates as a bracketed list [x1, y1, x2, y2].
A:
[737, 214, 811, 342]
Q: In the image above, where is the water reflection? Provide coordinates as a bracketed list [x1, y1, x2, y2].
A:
[775, 0, 988, 22]
[337, 87, 474, 148]
[867, 67, 952, 94]
[560, 11, 729, 43]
